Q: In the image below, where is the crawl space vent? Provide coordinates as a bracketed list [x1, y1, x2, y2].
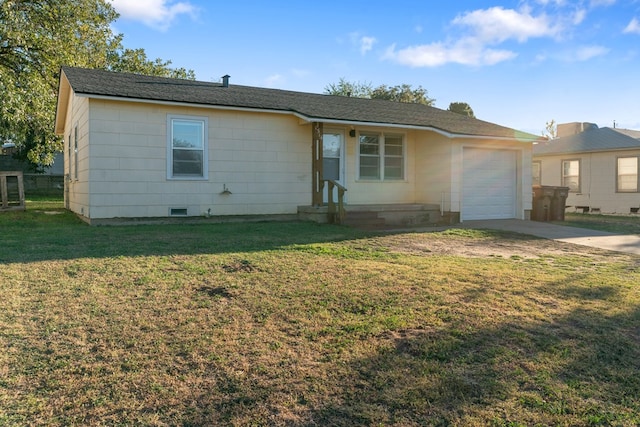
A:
[169, 208, 188, 216]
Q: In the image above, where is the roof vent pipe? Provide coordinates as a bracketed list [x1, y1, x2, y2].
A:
[222, 75, 230, 88]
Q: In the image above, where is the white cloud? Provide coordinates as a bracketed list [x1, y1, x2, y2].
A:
[264, 74, 284, 87]
[624, 17, 640, 34]
[383, 39, 517, 67]
[359, 36, 376, 55]
[109, 0, 197, 31]
[383, 6, 557, 68]
[574, 45, 610, 60]
[590, 0, 616, 7]
[349, 33, 377, 55]
[451, 6, 561, 43]
[572, 8, 587, 25]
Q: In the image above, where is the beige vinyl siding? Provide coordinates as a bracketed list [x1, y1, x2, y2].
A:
[534, 150, 640, 213]
[415, 131, 452, 210]
[84, 100, 310, 219]
[65, 94, 90, 217]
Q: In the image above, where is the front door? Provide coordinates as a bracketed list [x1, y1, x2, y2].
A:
[322, 130, 345, 204]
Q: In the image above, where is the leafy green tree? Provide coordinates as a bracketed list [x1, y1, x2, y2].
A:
[324, 77, 372, 98]
[447, 102, 475, 118]
[325, 78, 435, 106]
[370, 84, 434, 105]
[0, 0, 194, 167]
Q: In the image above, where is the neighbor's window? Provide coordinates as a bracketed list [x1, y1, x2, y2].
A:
[562, 159, 580, 192]
[358, 132, 404, 180]
[532, 161, 541, 186]
[168, 115, 208, 179]
[617, 156, 638, 192]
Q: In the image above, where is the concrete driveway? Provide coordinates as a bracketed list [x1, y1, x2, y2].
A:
[459, 219, 640, 255]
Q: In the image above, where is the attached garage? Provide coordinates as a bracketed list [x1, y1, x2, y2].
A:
[462, 147, 517, 220]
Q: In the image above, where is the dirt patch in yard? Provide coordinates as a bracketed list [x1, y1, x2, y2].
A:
[378, 229, 635, 263]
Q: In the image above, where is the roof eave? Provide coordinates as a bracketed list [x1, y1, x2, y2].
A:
[54, 70, 71, 135]
[67, 91, 538, 142]
[294, 113, 539, 142]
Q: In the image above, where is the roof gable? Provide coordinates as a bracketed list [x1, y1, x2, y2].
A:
[57, 66, 539, 141]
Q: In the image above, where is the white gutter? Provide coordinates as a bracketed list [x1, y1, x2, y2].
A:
[293, 113, 538, 142]
[73, 93, 538, 143]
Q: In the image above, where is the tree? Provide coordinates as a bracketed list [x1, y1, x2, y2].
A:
[324, 77, 372, 98]
[370, 84, 434, 105]
[0, 0, 194, 167]
[447, 102, 475, 118]
[325, 79, 435, 106]
[543, 119, 557, 139]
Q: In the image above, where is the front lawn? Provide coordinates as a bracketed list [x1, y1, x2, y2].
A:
[1, 200, 639, 426]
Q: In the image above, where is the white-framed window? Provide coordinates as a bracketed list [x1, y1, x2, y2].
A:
[67, 134, 72, 178]
[617, 156, 638, 192]
[562, 159, 580, 192]
[167, 115, 208, 180]
[74, 126, 78, 181]
[358, 132, 405, 181]
[532, 160, 541, 186]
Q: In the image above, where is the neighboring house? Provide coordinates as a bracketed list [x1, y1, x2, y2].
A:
[55, 66, 540, 225]
[612, 127, 640, 140]
[533, 122, 640, 213]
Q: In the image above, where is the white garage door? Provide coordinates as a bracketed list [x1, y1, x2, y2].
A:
[462, 148, 517, 220]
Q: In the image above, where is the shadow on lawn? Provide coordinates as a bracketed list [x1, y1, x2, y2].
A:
[0, 219, 372, 263]
[302, 302, 640, 426]
[158, 280, 640, 426]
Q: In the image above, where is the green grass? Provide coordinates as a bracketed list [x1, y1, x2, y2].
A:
[1, 198, 639, 426]
[556, 212, 640, 234]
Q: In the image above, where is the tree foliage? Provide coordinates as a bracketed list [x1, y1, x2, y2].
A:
[447, 102, 475, 118]
[543, 119, 557, 139]
[323, 78, 372, 99]
[325, 78, 435, 106]
[0, 0, 194, 167]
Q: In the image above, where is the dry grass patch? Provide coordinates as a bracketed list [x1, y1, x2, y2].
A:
[1, 202, 639, 425]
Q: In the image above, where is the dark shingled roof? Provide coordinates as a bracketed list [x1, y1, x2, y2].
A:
[60, 66, 538, 141]
[533, 126, 640, 156]
[612, 128, 640, 140]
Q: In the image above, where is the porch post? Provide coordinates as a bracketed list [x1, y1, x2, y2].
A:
[312, 122, 323, 207]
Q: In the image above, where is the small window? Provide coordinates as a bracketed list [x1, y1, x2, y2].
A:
[617, 156, 638, 192]
[74, 126, 78, 180]
[358, 132, 404, 181]
[532, 161, 541, 186]
[168, 115, 208, 179]
[562, 159, 580, 192]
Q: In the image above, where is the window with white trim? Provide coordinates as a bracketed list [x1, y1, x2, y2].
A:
[617, 156, 638, 192]
[562, 159, 580, 192]
[167, 115, 208, 179]
[74, 126, 78, 180]
[358, 132, 404, 181]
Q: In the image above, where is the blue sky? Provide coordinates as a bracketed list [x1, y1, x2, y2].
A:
[107, 0, 640, 135]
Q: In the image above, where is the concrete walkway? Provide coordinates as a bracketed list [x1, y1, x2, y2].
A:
[458, 219, 640, 255]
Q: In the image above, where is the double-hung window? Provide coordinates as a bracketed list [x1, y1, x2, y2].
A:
[617, 156, 639, 192]
[562, 159, 580, 192]
[168, 115, 208, 179]
[358, 132, 405, 181]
